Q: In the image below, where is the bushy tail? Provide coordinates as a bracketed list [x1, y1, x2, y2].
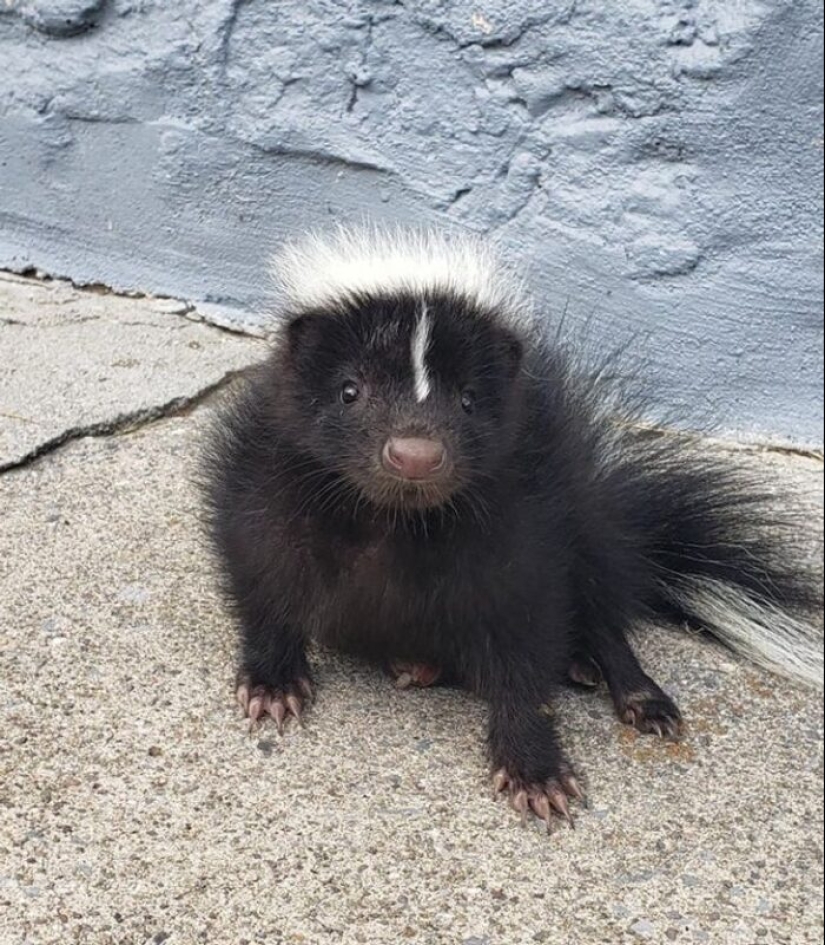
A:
[660, 575, 822, 688]
[614, 432, 824, 688]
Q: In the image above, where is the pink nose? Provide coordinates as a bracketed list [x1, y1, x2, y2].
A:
[382, 437, 447, 481]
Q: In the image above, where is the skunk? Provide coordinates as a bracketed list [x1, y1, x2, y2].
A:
[202, 227, 822, 830]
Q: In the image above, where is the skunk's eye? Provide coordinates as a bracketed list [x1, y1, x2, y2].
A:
[460, 390, 476, 414]
[341, 382, 360, 405]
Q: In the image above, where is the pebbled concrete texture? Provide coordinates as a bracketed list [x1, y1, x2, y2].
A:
[0, 278, 824, 944]
[0, 272, 265, 470]
[0, 0, 823, 446]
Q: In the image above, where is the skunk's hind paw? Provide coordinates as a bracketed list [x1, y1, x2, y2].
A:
[388, 661, 443, 690]
[618, 689, 683, 740]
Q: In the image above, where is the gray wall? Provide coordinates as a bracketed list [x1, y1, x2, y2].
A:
[1, 0, 823, 447]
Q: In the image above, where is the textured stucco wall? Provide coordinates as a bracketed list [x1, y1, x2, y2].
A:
[1, 0, 823, 446]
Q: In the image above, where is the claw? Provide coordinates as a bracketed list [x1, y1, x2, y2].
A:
[269, 698, 287, 735]
[547, 783, 573, 822]
[529, 793, 554, 832]
[395, 672, 413, 691]
[549, 783, 577, 828]
[247, 696, 265, 723]
[492, 768, 509, 796]
[562, 773, 589, 808]
[511, 789, 530, 825]
[237, 685, 250, 712]
[298, 678, 315, 702]
[665, 716, 685, 740]
[285, 693, 304, 724]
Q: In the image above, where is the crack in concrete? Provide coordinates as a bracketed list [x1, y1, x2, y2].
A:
[0, 411, 38, 426]
[120, 320, 191, 330]
[2, 270, 262, 341]
[17, 315, 104, 327]
[10, 269, 155, 301]
[0, 369, 246, 476]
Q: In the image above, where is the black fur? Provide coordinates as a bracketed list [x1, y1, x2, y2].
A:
[202, 279, 820, 822]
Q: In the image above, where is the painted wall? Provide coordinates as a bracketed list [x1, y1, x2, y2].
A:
[1, 0, 822, 446]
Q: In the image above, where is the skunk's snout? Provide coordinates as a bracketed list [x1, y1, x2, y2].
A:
[382, 437, 448, 482]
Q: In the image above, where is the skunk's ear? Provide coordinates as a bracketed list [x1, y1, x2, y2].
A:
[495, 328, 524, 380]
[286, 312, 327, 356]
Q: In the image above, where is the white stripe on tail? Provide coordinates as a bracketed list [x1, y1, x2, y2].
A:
[662, 575, 824, 689]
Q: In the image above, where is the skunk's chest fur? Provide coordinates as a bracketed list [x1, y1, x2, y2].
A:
[288, 482, 573, 678]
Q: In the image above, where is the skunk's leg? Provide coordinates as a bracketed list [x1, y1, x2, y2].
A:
[234, 587, 313, 733]
[476, 658, 586, 830]
[488, 697, 586, 830]
[585, 629, 683, 739]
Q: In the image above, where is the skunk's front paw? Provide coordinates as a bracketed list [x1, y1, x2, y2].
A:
[236, 675, 314, 734]
[618, 688, 683, 740]
[492, 765, 587, 833]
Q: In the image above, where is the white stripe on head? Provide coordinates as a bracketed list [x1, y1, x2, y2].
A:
[411, 303, 432, 402]
[271, 226, 536, 333]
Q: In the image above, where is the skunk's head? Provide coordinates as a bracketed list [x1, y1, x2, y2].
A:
[271, 228, 534, 511]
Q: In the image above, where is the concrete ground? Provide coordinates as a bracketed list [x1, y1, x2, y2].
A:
[1, 272, 823, 945]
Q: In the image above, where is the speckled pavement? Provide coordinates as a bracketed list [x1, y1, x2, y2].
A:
[1, 277, 823, 945]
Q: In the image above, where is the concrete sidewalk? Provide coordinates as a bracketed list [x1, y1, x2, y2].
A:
[1, 273, 823, 945]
